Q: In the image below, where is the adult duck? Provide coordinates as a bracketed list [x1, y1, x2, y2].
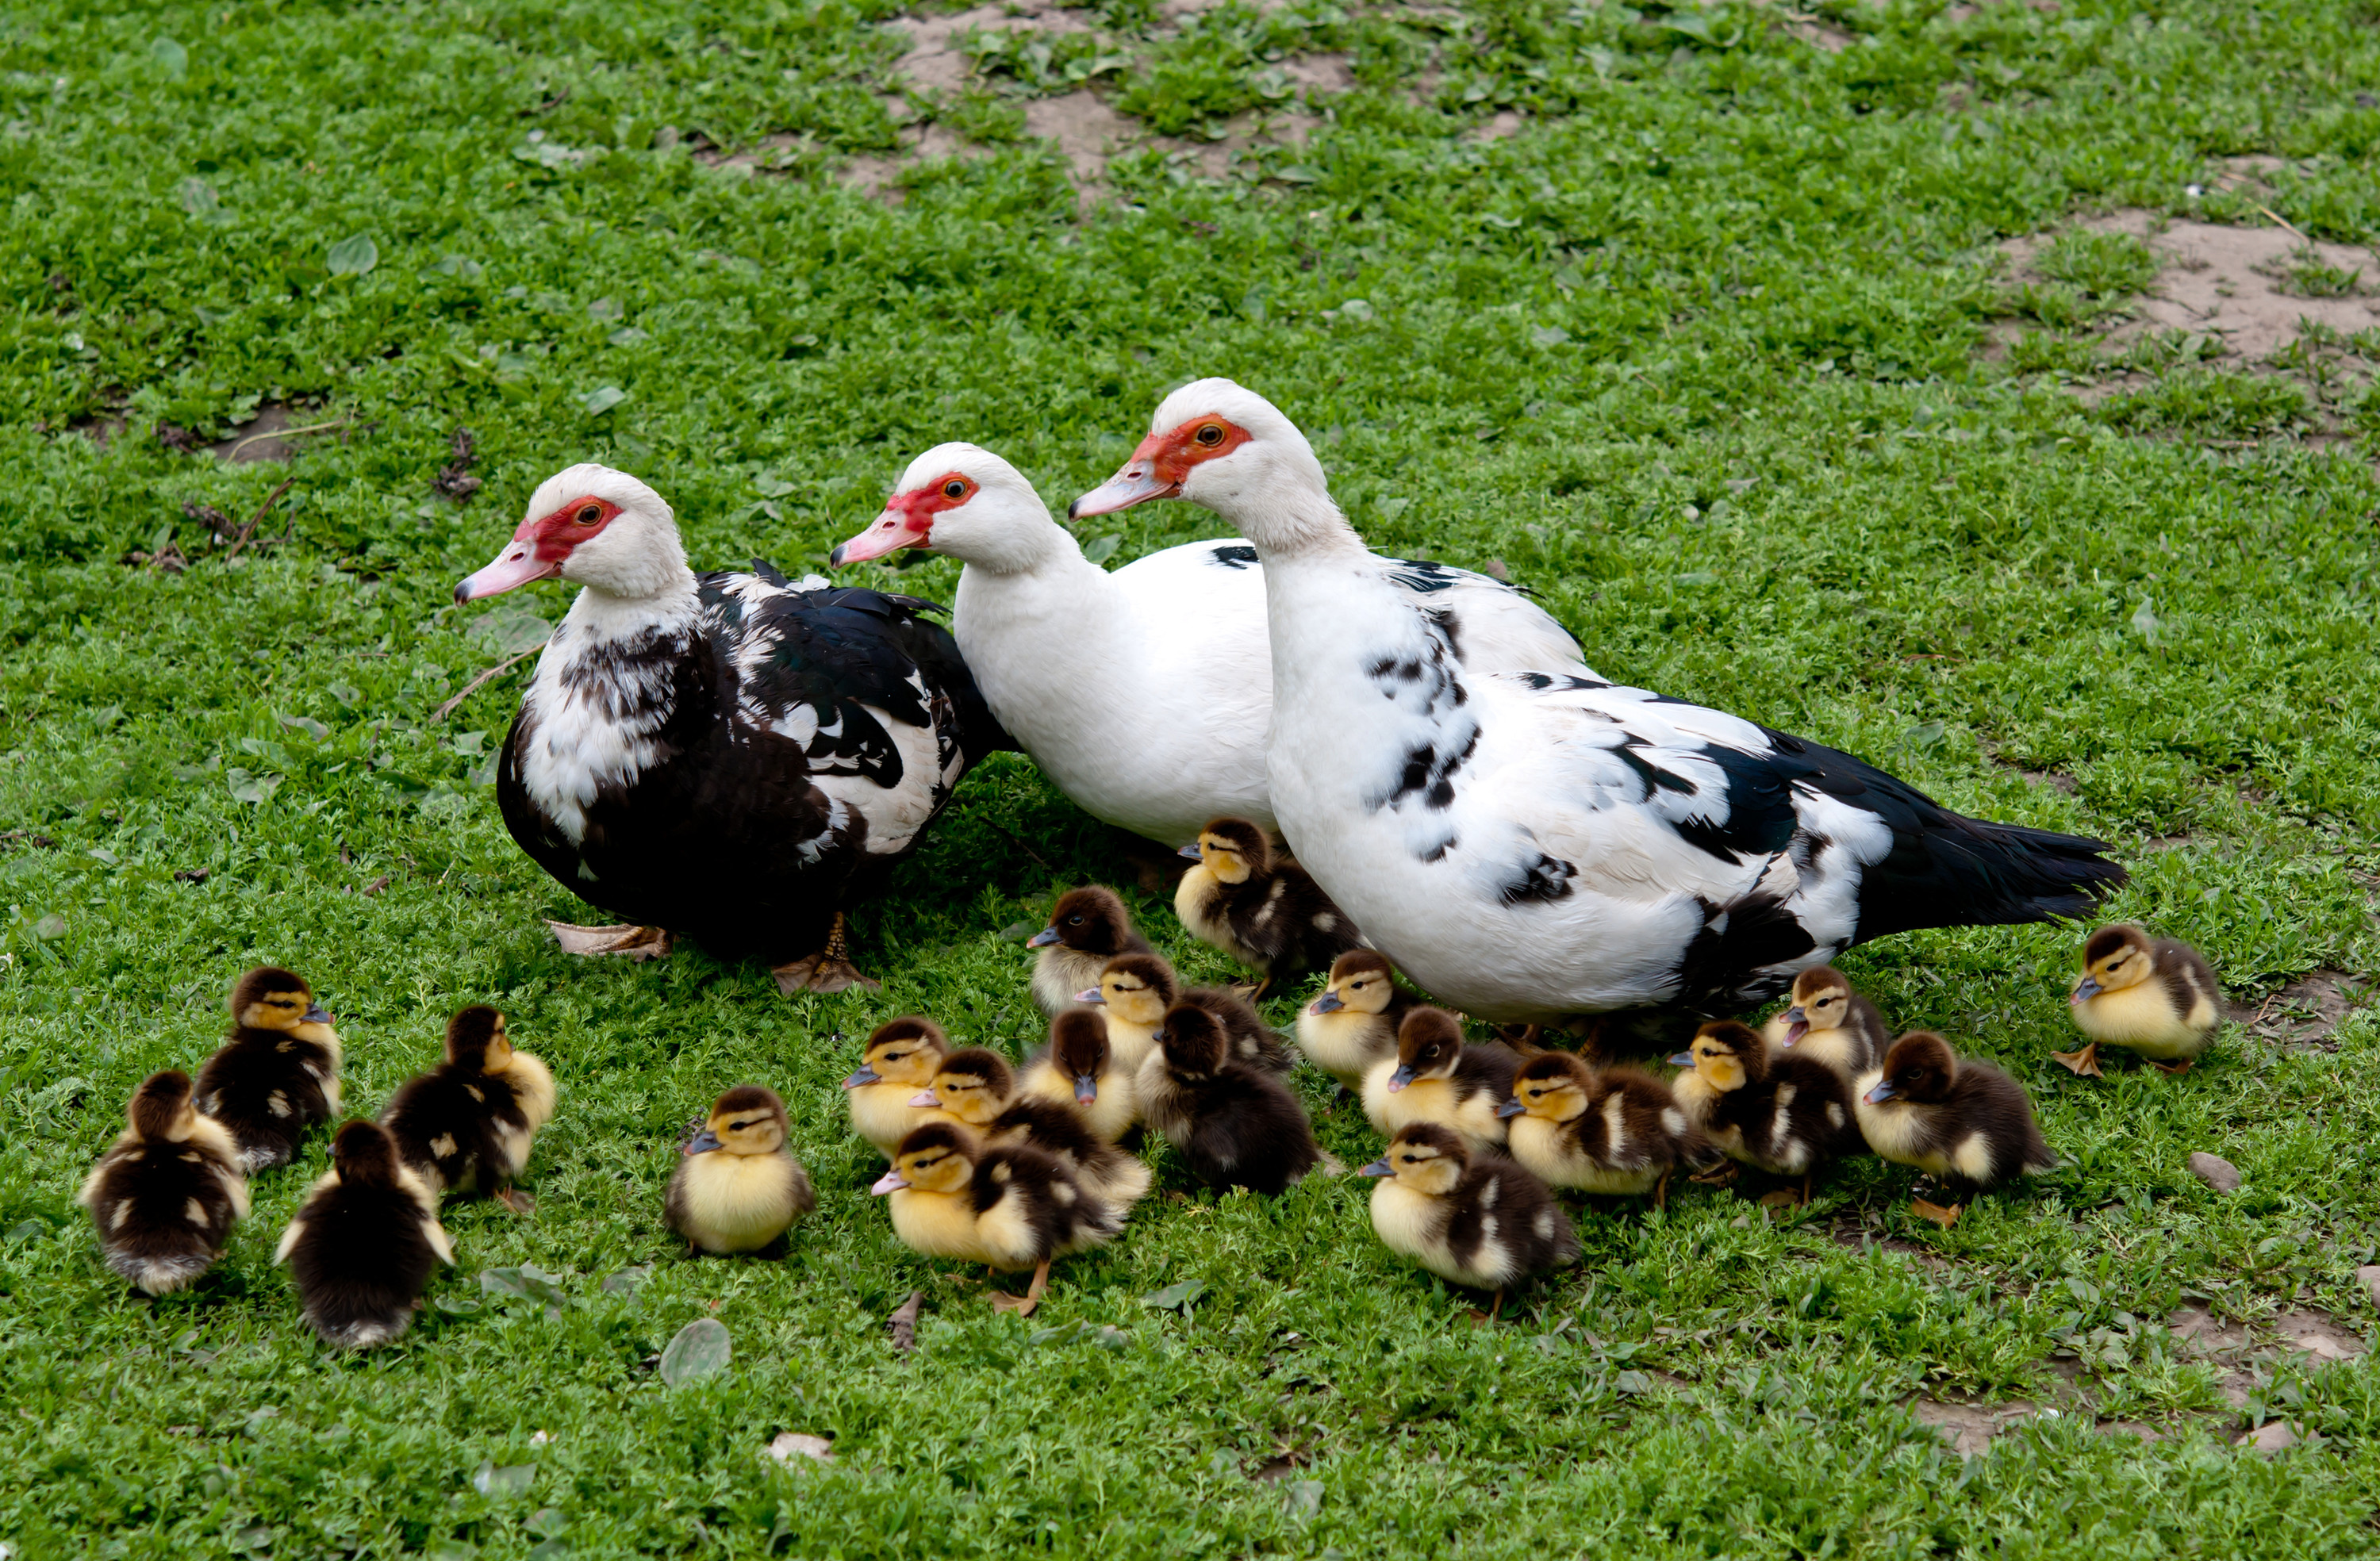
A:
[829, 443, 1586, 846]
[455, 463, 1006, 992]
[1072, 382, 2125, 1023]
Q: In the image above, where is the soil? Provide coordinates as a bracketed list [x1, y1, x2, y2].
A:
[2234, 970, 2367, 1051]
[209, 402, 299, 462]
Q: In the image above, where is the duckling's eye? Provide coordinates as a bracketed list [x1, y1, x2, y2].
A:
[575, 504, 603, 525]
[1195, 424, 1225, 447]
[1066, 915, 1083, 926]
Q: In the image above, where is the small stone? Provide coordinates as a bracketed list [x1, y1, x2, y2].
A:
[2355, 1265, 2380, 1310]
[766, 1432, 834, 1464]
[2187, 1153, 2240, 1193]
[2236, 1421, 2297, 1454]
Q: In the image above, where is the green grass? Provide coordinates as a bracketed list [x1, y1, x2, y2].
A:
[6, 0, 2380, 1554]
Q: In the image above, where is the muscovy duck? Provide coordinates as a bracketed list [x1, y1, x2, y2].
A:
[1072, 381, 2126, 1023]
[830, 443, 1588, 846]
[455, 463, 1006, 992]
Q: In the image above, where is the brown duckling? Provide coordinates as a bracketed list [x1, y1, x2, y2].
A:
[841, 1018, 952, 1153]
[1361, 1007, 1519, 1156]
[1138, 1003, 1322, 1196]
[1174, 817, 1362, 996]
[912, 1047, 1152, 1213]
[1018, 1008, 1140, 1142]
[193, 965, 343, 1172]
[1027, 886, 1154, 1016]
[870, 1122, 1125, 1316]
[1668, 1020, 1858, 1202]
[1359, 1122, 1579, 1320]
[1495, 1053, 1709, 1206]
[1761, 963, 1889, 1086]
[665, 1086, 817, 1256]
[1299, 949, 1425, 1095]
[275, 1119, 454, 1348]
[2056, 923, 2221, 1077]
[1081, 952, 1292, 1078]
[379, 1006, 557, 1212]
[1857, 1031, 2056, 1222]
[78, 1070, 249, 1296]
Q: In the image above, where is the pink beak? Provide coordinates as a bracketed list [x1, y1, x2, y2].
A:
[908, 1089, 940, 1109]
[1069, 459, 1176, 520]
[455, 526, 561, 604]
[869, 1168, 908, 1195]
[831, 506, 932, 566]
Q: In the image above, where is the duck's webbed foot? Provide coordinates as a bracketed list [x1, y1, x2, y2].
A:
[771, 912, 882, 995]
[546, 922, 672, 960]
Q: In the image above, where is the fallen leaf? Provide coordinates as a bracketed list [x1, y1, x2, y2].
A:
[659, 1317, 731, 1386]
[1911, 1199, 1962, 1228]
[327, 233, 378, 277]
[887, 1290, 923, 1353]
[1140, 1279, 1208, 1312]
[765, 1432, 835, 1464]
[470, 1459, 536, 1496]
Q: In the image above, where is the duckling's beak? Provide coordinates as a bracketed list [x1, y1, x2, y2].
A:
[1667, 1052, 1695, 1068]
[685, 1126, 724, 1155]
[1495, 1096, 1526, 1119]
[908, 1089, 941, 1109]
[1356, 1157, 1394, 1178]
[1309, 990, 1345, 1014]
[1780, 1007, 1806, 1045]
[1073, 1074, 1099, 1107]
[841, 1065, 881, 1089]
[2071, 976, 2104, 1003]
[1177, 842, 1204, 860]
[869, 1168, 909, 1195]
[1026, 926, 1061, 948]
[1863, 1079, 1897, 1104]
[1077, 988, 1105, 1005]
[1386, 1064, 1416, 1093]
[302, 1003, 333, 1025]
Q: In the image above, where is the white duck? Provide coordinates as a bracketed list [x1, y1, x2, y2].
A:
[1073, 381, 2127, 1022]
[829, 443, 1587, 846]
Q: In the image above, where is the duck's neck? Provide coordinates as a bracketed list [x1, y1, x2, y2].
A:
[555, 569, 701, 651]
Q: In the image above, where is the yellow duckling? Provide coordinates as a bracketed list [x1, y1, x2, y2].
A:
[194, 965, 344, 1172]
[1174, 817, 1362, 997]
[1081, 952, 1291, 1077]
[1760, 963, 1890, 1086]
[1298, 949, 1423, 1095]
[840, 1018, 951, 1153]
[79, 1070, 249, 1296]
[1361, 1007, 1518, 1156]
[1668, 1020, 1858, 1202]
[1018, 1007, 1140, 1142]
[1495, 1052, 1709, 1206]
[1359, 1122, 1579, 1320]
[665, 1087, 817, 1256]
[1856, 1031, 2056, 1224]
[870, 1122, 1126, 1317]
[912, 1047, 1152, 1213]
[2054, 924, 2221, 1077]
[1026, 886, 1154, 1016]
[378, 1007, 557, 1212]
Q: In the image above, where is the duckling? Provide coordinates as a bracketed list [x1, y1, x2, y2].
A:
[1174, 817, 1362, 996]
[77, 1070, 249, 1295]
[378, 1006, 558, 1213]
[841, 1018, 952, 1153]
[870, 1122, 1125, 1315]
[1081, 952, 1292, 1078]
[912, 1047, 1152, 1213]
[1857, 1031, 2056, 1222]
[1495, 1053, 1710, 1206]
[1760, 963, 1890, 1086]
[193, 965, 343, 1172]
[1018, 1007, 1140, 1142]
[1299, 949, 1425, 1095]
[664, 1086, 816, 1256]
[1138, 1002, 1322, 1196]
[1026, 886, 1154, 1016]
[2055, 923, 2222, 1078]
[1668, 1020, 1858, 1202]
[1358, 1122, 1579, 1320]
[275, 1119, 454, 1348]
[1361, 1007, 1519, 1156]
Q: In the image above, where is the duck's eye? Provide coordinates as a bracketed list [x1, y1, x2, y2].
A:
[1195, 424, 1225, 447]
[1067, 915, 1083, 926]
[942, 479, 967, 501]
[575, 504, 603, 525]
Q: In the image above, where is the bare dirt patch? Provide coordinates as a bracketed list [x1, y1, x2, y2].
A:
[1910, 1398, 2042, 1457]
[209, 402, 302, 462]
[2235, 970, 2367, 1051]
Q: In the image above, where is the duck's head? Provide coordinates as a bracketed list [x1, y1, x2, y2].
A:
[1049, 1009, 1112, 1107]
[444, 1006, 514, 1074]
[1081, 953, 1177, 1026]
[332, 1118, 405, 1187]
[1671, 1021, 1764, 1093]
[1029, 886, 1138, 957]
[1387, 1007, 1465, 1092]
[833, 443, 1055, 573]
[1778, 965, 1854, 1048]
[2073, 924, 2155, 1003]
[873, 1122, 976, 1196]
[1178, 817, 1271, 882]
[685, 1085, 789, 1156]
[1358, 1122, 1466, 1196]
[1311, 949, 1397, 1016]
[229, 965, 331, 1032]
[128, 1069, 199, 1143]
[844, 1018, 949, 1091]
[456, 463, 686, 604]
[913, 1048, 1013, 1124]
[1151, 1002, 1227, 1078]
[1863, 1031, 1958, 1106]
[1498, 1051, 1594, 1122]
[1070, 379, 1338, 549]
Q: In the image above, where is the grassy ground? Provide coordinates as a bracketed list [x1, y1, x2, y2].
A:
[6, 0, 2380, 1554]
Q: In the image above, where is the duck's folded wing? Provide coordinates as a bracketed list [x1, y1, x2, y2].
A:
[1380, 558, 1596, 678]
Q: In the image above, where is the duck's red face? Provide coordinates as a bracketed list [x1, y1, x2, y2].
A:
[455, 495, 623, 602]
[832, 472, 977, 566]
[1070, 415, 1253, 518]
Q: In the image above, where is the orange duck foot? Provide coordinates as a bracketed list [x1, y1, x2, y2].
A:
[1910, 1198, 1963, 1228]
[2152, 1057, 2197, 1075]
[546, 922, 672, 960]
[771, 912, 881, 995]
[2050, 1044, 2103, 1079]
